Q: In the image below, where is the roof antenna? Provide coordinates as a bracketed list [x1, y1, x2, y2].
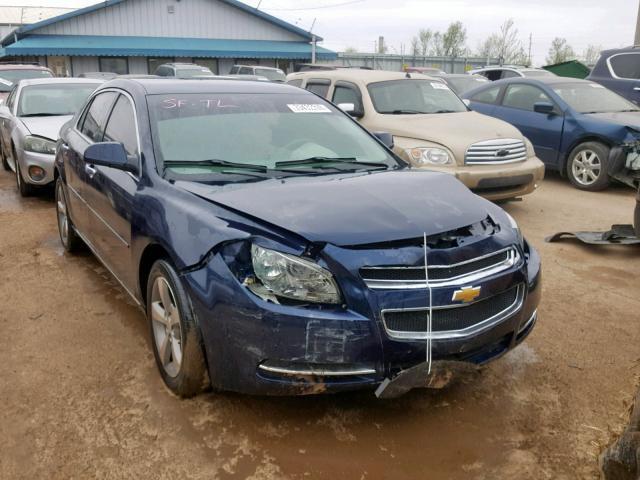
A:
[255, 0, 263, 9]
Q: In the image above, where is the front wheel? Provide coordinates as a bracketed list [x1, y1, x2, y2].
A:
[1, 144, 10, 171]
[55, 178, 83, 253]
[15, 159, 35, 197]
[566, 142, 611, 191]
[147, 260, 209, 397]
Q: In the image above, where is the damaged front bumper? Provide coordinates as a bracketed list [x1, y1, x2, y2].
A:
[181, 233, 542, 396]
[609, 143, 640, 188]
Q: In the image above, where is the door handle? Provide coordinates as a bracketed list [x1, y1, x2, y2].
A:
[85, 163, 97, 179]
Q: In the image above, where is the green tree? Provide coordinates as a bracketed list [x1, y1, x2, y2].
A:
[546, 37, 575, 65]
[441, 21, 467, 58]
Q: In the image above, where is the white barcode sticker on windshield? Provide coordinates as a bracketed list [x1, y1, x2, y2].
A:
[431, 82, 449, 90]
[287, 104, 332, 113]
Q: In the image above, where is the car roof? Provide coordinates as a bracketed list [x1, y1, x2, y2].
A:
[289, 69, 436, 83]
[18, 77, 104, 87]
[441, 73, 485, 79]
[104, 78, 304, 95]
[235, 65, 281, 71]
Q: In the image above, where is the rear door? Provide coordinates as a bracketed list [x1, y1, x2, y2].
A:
[492, 83, 564, 166]
[604, 53, 640, 104]
[83, 93, 139, 289]
[64, 91, 118, 236]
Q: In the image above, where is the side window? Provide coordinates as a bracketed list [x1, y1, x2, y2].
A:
[501, 70, 520, 79]
[286, 79, 303, 87]
[103, 95, 138, 156]
[229, 66, 239, 74]
[471, 85, 501, 104]
[239, 66, 253, 75]
[609, 53, 640, 79]
[484, 70, 503, 81]
[80, 92, 118, 142]
[332, 83, 363, 111]
[305, 79, 330, 98]
[502, 84, 552, 111]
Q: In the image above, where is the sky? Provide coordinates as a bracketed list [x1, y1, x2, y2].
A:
[0, 0, 637, 65]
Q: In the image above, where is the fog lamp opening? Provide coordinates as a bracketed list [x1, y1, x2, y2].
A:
[28, 166, 46, 181]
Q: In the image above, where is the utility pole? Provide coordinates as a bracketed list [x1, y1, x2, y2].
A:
[309, 18, 317, 64]
[635, 0, 640, 45]
[528, 33, 532, 66]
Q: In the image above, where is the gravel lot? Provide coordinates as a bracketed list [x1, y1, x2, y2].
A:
[0, 168, 639, 479]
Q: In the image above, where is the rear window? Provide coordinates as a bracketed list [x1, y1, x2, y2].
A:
[0, 69, 52, 92]
[609, 53, 640, 80]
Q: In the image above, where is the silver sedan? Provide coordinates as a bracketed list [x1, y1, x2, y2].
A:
[0, 77, 102, 196]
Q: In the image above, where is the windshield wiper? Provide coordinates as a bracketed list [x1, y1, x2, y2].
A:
[20, 113, 68, 117]
[274, 157, 388, 170]
[378, 109, 428, 115]
[163, 159, 267, 174]
[432, 109, 457, 114]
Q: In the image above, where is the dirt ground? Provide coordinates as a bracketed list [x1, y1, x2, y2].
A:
[0, 168, 639, 480]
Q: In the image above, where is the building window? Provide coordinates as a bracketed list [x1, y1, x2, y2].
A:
[99, 57, 129, 75]
[148, 57, 174, 75]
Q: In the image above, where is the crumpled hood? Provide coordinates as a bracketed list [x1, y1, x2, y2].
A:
[584, 111, 640, 130]
[177, 170, 490, 246]
[366, 111, 525, 164]
[20, 115, 73, 141]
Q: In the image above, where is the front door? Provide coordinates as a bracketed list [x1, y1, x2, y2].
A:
[82, 93, 138, 290]
[492, 83, 564, 167]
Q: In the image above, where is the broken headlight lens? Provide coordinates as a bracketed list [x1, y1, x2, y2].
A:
[407, 147, 452, 165]
[504, 211, 524, 248]
[251, 244, 342, 304]
[24, 136, 56, 155]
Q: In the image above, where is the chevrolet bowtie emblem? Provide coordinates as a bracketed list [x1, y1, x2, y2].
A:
[452, 286, 481, 303]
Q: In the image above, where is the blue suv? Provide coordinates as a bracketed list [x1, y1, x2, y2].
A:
[588, 47, 640, 105]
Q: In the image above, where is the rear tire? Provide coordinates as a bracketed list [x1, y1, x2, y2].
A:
[566, 142, 611, 191]
[55, 178, 83, 253]
[15, 158, 35, 197]
[147, 259, 209, 398]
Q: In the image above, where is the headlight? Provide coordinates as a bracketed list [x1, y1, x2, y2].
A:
[24, 136, 56, 155]
[407, 147, 452, 165]
[250, 244, 341, 304]
[503, 211, 524, 248]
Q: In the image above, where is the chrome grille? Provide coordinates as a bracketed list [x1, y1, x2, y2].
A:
[360, 247, 519, 289]
[465, 138, 527, 164]
[381, 285, 524, 340]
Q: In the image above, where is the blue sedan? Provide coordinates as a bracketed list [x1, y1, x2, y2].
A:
[464, 77, 640, 191]
[54, 78, 540, 397]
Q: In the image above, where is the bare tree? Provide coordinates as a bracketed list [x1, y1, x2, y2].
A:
[546, 37, 575, 65]
[411, 29, 434, 56]
[431, 32, 444, 56]
[441, 21, 467, 58]
[344, 46, 359, 54]
[581, 44, 602, 66]
[477, 19, 527, 65]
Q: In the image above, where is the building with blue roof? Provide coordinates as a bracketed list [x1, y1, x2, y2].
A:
[0, 0, 336, 76]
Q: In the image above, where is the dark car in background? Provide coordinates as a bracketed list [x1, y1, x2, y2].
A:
[464, 77, 640, 191]
[0, 64, 54, 102]
[588, 47, 640, 105]
[54, 78, 540, 397]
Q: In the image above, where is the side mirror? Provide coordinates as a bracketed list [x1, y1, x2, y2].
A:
[533, 102, 555, 115]
[84, 142, 137, 173]
[337, 102, 364, 118]
[373, 131, 394, 149]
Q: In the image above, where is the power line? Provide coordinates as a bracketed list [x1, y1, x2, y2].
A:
[263, 0, 366, 11]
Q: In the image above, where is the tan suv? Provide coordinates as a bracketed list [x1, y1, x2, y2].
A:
[286, 69, 545, 200]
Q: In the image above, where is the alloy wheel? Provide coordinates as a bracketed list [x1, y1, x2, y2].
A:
[571, 149, 601, 186]
[151, 277, 183, 378]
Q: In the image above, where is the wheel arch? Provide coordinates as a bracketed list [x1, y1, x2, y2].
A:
[138, 243, 172, 307]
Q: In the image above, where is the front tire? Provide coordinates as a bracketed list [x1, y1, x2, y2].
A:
[566, 142, 611, 191]
[147, 259, 209, 397]
[1, 144, 10, 171]
[15, 155, 35, 197]
[55, 178, 83, 253]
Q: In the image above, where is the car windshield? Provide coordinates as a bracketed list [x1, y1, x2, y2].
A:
[552, 83, 639, 113]
[367, 79, 468, 114]
[254, 68, 286, 82]
[522, 70, 554, 77]
[17, 83, 98, 117]
[445, 76, 489, 95]
[0, 69, 53, 92]
[176, 67, 215, 78]
[148, 92, 397, 176]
